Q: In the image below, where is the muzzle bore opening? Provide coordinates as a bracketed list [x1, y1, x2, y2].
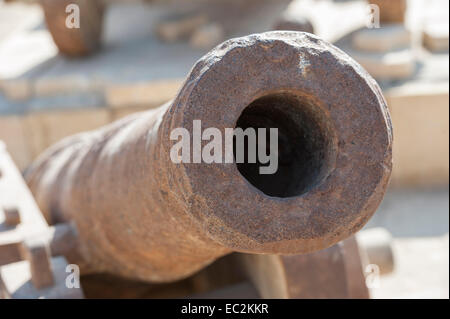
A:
[234, 92, 335, 198]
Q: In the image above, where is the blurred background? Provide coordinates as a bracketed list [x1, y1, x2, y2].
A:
[0, 0, 448, 298]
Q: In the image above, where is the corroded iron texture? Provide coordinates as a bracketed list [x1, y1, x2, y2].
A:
[25, 31, 393, 282]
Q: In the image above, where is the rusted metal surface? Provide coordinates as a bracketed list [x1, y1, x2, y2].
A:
[369, 0, 406, 24]
[40, 0, 104, 56]
[25, 31, 393, 283]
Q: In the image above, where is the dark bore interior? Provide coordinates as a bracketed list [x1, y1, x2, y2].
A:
[234, 92, 334, 198]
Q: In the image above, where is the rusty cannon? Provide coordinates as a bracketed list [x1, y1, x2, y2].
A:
[24, 32, 393, 284]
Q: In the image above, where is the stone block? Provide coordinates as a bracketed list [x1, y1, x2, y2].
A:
[156, 14, 208, 43]
[423, 22, 449, 52]
[190, 23, 225, 50]
[0, 257, 84, 299]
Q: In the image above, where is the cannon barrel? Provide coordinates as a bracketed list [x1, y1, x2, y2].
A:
[25, 32, 393, 282]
